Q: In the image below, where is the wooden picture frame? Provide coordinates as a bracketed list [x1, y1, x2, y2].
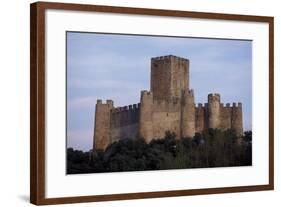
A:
[30, 1, 274, 205]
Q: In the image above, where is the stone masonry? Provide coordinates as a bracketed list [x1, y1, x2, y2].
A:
[93, 55, 243, 151]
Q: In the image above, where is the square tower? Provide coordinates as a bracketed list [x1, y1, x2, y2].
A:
[150, 55, 189, 100]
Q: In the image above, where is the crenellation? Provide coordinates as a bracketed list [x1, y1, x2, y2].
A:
[141, 90, 147, 94]
[170, 55, 176, 60]
[208, 93, 221, 101]
[111, 104, 140, 128]
[141, 90, 153, 99]
[231, 102, 242, 108]
[106, 99, 113, 105]
[94, 55, 244, 151]
[97, 99, 102, 104]
[197, 103, 203, 108]
[151, 55, 188, 63]
[93, 99, 113, 150]
[112, 103, 141, 113]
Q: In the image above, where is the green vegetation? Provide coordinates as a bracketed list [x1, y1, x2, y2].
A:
[67, 129, 252, 174]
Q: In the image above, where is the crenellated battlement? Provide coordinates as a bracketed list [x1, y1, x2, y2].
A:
[197, 103, 203, 108]
[110, 103, 140, 128]
[151, 55, 188, 63]
[220, 103, 240, 108]
[220, 102, 242, 108]
[141, 90, 153, 99]
[96, 99, 114, 106]
[208, 93, 221, 102]
[196, 103, 207, 109]
[94, 55, 244, 151]
[141, 90, 152, 95]
[96, 99, 102, 104]
[111, 103, 140, 113]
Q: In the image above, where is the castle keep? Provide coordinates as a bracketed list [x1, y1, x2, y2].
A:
[93, 55, 243, 151]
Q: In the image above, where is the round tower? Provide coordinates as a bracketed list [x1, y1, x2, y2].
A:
[208, 93, 221, 129]
[181, 89, 195, 138]
[139, 90, 154, 143]
[231, 102, 243, 136]
[93, 99, 113, 151]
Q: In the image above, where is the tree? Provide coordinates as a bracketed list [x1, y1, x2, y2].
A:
[67, 129, 252, 174]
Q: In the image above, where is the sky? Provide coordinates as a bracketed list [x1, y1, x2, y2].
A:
[66, 32, 252, 151]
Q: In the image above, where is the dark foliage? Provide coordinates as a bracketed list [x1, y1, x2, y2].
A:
[67, 129, 252, 174]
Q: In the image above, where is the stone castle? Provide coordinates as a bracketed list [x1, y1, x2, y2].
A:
[93, 55, 243, 151]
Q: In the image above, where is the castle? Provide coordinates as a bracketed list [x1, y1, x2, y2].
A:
[93, 55, 243, 151]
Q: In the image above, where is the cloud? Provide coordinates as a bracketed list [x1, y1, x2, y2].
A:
[66, 32, 252, 151]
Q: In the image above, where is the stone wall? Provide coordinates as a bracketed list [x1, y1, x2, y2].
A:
[111, 124, 139, 143]
[220, 102, 243, 135]
[151, 98, 182, 139]
[195, 103, 208, 132]
[110, 104, 140, 128]
[110, 104, 140, 143]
